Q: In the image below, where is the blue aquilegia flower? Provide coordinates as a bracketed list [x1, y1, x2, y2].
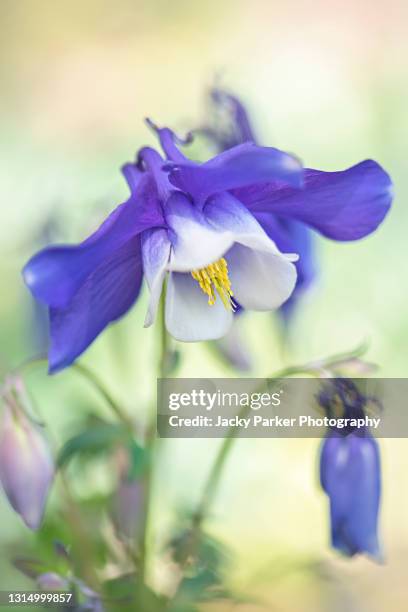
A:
[318, 380, 382, 559]
[23, 127, 303, 372]
[23, 110, 392, 372]
[200, 89, 391, 323]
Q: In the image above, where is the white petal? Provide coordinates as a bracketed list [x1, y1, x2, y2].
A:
[142, 229, 171, 327]
[227, 243, 297, 310]
[165, 272, 233, 341]
[165, 193, 234, 272]
[214, 317, 252, 371]
[205, 193, 298, 260]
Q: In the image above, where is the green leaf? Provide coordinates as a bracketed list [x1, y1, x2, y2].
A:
[170, 528, 231, 573]
[167, 603, 199, 612]
[126, 439, 150, 479]
[13, 557, 50, 579]
[169, 529, 233, 606]
[177, 569, 225, 601]
[57, 422, 128, 468]
[103, 574, 166, 611]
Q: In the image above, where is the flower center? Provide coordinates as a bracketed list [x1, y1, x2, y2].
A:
[191, 257, 234, 310]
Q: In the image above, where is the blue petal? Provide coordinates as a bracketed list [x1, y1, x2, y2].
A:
[320, 433, 381, 559]
[145, 119, 192, 162]
[48, 237, 143, 372]
[343, 436, 381, 559]
[138, 147, 175, 199]
[211, 89, 256, 143]
[167, 142, 303, 205]
[121, 162, 143, 193]
[23, 173, 164, 308]
[236, 160, 393, 240]
[201, 89, 257, 151]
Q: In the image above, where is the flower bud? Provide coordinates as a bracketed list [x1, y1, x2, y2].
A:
[110, 445, 144, 540]
[318, 378, 382, 559]
[320, 431, 382, 559]
[0, 377, 54, 530]
[112, 478, 143, 540]
[329, 357, 378, 377]
[37, 572, 68, 590]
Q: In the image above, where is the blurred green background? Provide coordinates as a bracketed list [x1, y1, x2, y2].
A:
[0, 1, 407, 610]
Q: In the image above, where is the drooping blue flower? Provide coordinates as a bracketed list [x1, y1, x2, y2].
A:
[318, 380, 382, 559]
[320, 431, 381, 559]
[23, 108, 392, 372]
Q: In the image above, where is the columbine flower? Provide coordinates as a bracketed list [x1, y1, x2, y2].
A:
[23, 123, 303, 372]
[199, 89, 391, 323]
[0, 377, 54, 529]
[318, 379, 382, 559]
[23, 101, 392, 372]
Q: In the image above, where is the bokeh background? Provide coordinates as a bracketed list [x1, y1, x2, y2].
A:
[1, 1, 407, 610]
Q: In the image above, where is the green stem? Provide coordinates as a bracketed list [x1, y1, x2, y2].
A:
[71, 362, 135, 430]
[192, 365, 316, 528]
[159, 291, 169, 380]
[140, 292, 168, 583]
[58, 472, 100, 591]
[16, 356, 135, 430]
[182, 343, 369, 565]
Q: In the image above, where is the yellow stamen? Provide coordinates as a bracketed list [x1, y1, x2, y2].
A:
[191, 257, 234, 310]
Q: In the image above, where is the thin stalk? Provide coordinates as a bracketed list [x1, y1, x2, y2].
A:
[71, 362, 135, 430]
[192, 365, 317, 528]
[140, 292, 168, 582]
[58, 472, 100, 591]
[15, 356, 135, 430]
[182, 346, 368, 566]
[159, 289, 169, 380]
[187, 341, 369, 547]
